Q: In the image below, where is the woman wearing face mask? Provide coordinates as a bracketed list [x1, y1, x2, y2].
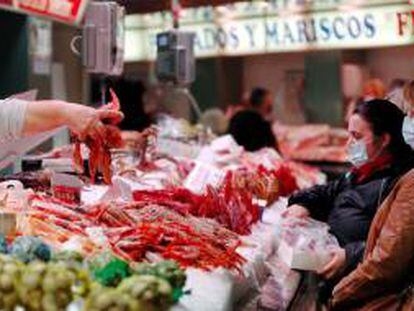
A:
[284, 99, 414, 303]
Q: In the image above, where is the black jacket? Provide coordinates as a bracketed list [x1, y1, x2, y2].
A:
[288, 157, 414, 274]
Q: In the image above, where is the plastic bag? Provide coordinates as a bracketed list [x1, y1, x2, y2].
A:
[259, 255, 301, 310]
[278, 218, 340, 271]
[196, 135, 244, 168]
[0, 180, 29, 213]
[183, 161, 226, 194]
[157, 137, 201, 159]
[172, 268, 234, 311]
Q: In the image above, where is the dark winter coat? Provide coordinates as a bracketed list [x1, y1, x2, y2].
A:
[288, 156, 414, 295]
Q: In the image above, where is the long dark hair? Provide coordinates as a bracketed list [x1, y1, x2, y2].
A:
[354, 99, 412, 158]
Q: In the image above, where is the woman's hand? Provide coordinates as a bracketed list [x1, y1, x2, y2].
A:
[282, 204, 310, 218]
[121, 131, 145, 150]
[317, 248, 346, 279]
[63, 104, 123, 141]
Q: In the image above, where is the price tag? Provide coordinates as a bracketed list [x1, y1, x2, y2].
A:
[51, 173, 83, 204]
[184, 162, 225, 194]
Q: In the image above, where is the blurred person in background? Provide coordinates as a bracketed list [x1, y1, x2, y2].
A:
[225, 102, 246, 120]
[228, 87, 278, 152]
[284, 100, 414, 305]
[159, 86, 192, 121]
[250, 87, 275, 122]
[143, 84, 165, 119]
[362, 79, 386, 101]
[110, 78, 152, 151]
[403, 79, 414, 110]
[200, 108, 228, 136]
[115, 78, 151, 132]
[225, 91, 249, 119]
[402, 80, 414, 150]
[345, 79, 386, 124]
[143, 84, 195, 122]
[386, 78, 409, 113]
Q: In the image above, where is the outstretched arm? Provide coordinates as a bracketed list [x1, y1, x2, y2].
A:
[23, 100, 122, 138]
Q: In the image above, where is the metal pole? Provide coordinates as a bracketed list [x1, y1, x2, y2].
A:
[171, 0, 180, 29]
[100, 75, 106, 106]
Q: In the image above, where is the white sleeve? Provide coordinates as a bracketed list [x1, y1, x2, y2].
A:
[0, 98, 28, 143]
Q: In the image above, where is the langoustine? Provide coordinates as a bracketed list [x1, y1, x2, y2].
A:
[132, 176, 261, 235]
[73, 88, 123, 184]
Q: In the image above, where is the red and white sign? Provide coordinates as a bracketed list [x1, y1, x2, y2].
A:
[0, 0, 88, 25]
[0, 0, 12, 6]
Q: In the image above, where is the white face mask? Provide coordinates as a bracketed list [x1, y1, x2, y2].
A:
[348, 139, 369, 166]
[402, 116, 414, 149]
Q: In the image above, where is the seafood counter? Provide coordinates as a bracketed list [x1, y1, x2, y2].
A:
[274, 123, 348, 163]
[0, 109, 338, 310]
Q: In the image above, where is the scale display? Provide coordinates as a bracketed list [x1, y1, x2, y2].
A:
[156, 30, 195, 86]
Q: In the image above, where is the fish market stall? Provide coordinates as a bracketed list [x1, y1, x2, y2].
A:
[0, 109, 334, 310]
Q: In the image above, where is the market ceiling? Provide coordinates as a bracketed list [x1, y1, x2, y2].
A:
[124, 0, 241, 14]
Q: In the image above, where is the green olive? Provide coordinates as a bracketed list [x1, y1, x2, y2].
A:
[42, 293, 58, 311]
[94, 292, 114, 309]
[42, 275, 55, 292]
[157, 280, 172, 296]
[3, 263, 19, 275]
[130, 282, 147, 297]
[21, 272, 41, 289]
[0, 274, 14, 291]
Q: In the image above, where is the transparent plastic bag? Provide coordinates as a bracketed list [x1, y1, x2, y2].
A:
[278, 218, 340, 271]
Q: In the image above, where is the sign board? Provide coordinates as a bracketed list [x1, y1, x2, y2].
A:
[125, 2, 414, 62]
[0, 0, 88, 25]
[130, 1, 405, 27]
[0, 0, 12, 6]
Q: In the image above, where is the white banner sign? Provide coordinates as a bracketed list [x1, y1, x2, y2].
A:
[125, 3, 414, 62]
